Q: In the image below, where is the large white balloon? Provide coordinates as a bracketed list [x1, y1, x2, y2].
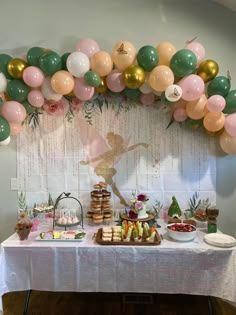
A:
[0, 136, 11, 146]
[0, 72, 7, 93]
[41, 77, 62, 101]
[66, 52, 90, 78]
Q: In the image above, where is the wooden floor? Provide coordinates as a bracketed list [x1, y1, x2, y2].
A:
[2, 291, 236, 315]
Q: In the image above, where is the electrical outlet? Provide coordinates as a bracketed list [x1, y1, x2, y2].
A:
[11, 178, 18, 191]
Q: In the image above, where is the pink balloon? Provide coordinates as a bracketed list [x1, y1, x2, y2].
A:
[1, 101, 26, 123]
[23, 66, 45, 88]
[140, 93, 155, 106]
[10, 122, 22, 135]
[185, 42, 205, 66]
[28, 90, 45, 108]
[224, 113, 236, 137]
[173, 108, 188, 122]
[106, 69, 125, 92]
[207, 95, 226, 112]
[76, 38, 100, 58]
[73, 78, 94, 101]
[178, 74, 205, 101]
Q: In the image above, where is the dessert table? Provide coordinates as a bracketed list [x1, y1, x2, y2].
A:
[0, 219, 236, 312]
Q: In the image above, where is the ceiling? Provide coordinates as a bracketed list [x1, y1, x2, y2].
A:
[214, 0, 236, 12]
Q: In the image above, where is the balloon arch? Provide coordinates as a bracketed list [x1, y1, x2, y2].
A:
[0, 38, 236, 154]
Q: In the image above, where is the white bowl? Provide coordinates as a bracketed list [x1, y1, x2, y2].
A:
[166, 223, 196, 242]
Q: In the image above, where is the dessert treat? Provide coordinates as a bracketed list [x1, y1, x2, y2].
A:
[87, 182, 113, 224]
[102, 227, 112, 241]
[39, 230, 86, 240]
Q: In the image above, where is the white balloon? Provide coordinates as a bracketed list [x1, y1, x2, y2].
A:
[41, 77, 62, 101]
[67, 51, 90, 78]
[0, 72, 7, 93]
[139, 82, 152, 94]
[165, 84, 182, 102]
[0, 136, 11, 146]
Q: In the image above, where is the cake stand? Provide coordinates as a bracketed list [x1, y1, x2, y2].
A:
[52, 192, 84, 231]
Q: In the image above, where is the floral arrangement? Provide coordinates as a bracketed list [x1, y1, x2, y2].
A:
[0, 38, 236, 154]
[15, 212, 33, 240]
[15, 212, 33, 232]
[129, 193, 149, 219]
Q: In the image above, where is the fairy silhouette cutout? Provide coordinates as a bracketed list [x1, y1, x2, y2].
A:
[78, 119, 148, 206]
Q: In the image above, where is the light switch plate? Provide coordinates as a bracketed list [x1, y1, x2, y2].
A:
[11, 178, 18, 190]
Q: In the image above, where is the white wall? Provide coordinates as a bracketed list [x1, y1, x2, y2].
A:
[0, 0, 236, 241]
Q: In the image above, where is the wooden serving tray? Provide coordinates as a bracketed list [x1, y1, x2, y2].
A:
[95, 228, 161, 246]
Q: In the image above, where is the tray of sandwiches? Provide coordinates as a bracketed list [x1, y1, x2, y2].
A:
[95, 221, 161, 245]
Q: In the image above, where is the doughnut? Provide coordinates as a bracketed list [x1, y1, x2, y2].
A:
[86, 211, 93, 218]
[93, 184, 101, 190]
[93, 218, 103, 224]
[99, 181, 107, 188]
[93, 214, 103, 220]
[103, 191, 111, 198]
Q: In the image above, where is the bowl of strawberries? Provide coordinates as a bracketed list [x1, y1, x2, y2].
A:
[166, 223, 197, 241]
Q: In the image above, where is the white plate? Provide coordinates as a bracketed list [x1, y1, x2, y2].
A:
[36, 230, 86, 241]
[204, 233, 236, 248]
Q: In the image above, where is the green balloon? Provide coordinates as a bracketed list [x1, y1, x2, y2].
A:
[161, 92, 174, 106]
[185, 118, 203, 129]
[207, 76, 231, 97]
[84, 71, 101, 87]
[0, 54, 13, 79]
[170, 49, 197, 77]
[27, 47, 45, 67]
[61, 52, 70, 70]
[7, 80, 30, 102]
[137, 45, 158, 72]
[223, 90, 236, 114]
[39, 51, 62, 76]
[22, 100, 36, 115]
[124, 88, 141, 100]
[0, 116, 10, 141]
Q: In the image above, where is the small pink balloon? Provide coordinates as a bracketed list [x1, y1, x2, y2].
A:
[28, 90, 45, 108]
[185, 41, 205, 66]
[224, 113, 236, 137]
[23, 66, 45, 88]
[73, 78, 94, 101]
[106, 69, 125, 92]
[76, 38, 100, 58]
[173, 108, 188, 122]
[178, 74, 205, 101]
[140, 93, 155, 106]
[10, 122, 22, 135]
[1, 101, 26, 123]
[207, 95, 226, 112]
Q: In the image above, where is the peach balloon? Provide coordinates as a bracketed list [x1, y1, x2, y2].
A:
[149, 65, 174, 92]
[10, 122, 22, 135]
[186, 94, 208, 120]
[90, 51, 113, 77]
[156, 41, 177, 66]
[203, 112, 225, 132]
[219, 130, 236, 154]
[111, 41, 136, 71]
[1, 101, 27, 123]
[174, 99, 187, 109]
[51, 70, 75, 95]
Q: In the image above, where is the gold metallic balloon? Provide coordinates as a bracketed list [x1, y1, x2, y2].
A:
[7, 58, 28, 79]
[4, 92, 12, 101]
[95, 77, 107, 93]
[197, 59, 219, 83]
[124, 65, 145, 89]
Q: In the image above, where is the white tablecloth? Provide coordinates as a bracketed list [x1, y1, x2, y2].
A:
[0, 220, 236, 311]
